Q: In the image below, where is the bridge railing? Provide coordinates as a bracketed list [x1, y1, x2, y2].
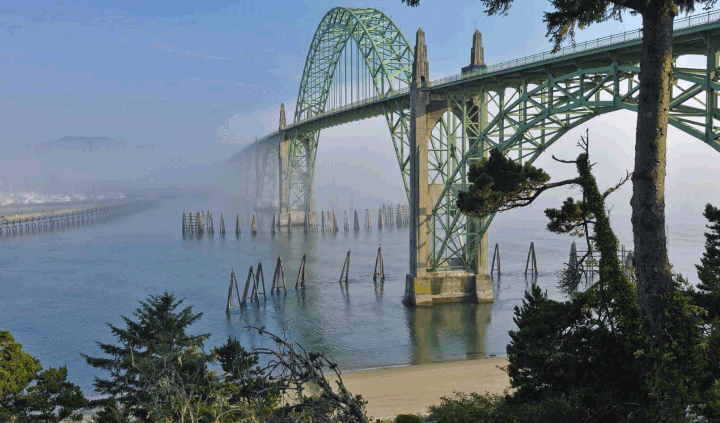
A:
[430, 8, 720, 87]
[289, 8, 720, 127]
[291, 86, 410, 127]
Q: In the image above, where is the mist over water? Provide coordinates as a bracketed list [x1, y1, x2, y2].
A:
[0, 190, 710, 397]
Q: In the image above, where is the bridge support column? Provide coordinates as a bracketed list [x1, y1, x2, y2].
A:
[403, 27, 493, 307]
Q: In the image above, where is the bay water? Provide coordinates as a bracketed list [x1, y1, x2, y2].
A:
[0, 192, 709, 396]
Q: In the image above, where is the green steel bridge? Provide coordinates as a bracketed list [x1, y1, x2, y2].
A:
[232, 7, 720, 305]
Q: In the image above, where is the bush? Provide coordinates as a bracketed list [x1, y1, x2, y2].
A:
[394, 413, 424, 423]
[427, 391, 584, 423]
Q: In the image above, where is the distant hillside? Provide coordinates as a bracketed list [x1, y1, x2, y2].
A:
[38, 136, 126, 151]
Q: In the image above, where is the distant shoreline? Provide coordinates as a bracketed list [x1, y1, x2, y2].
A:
[0, 197, 141, 219]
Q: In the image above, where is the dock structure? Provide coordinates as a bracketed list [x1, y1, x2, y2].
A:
[181, 203, 409, 237]
[1, 200, 151, 236]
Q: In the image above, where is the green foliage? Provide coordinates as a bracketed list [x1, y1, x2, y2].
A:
[393, 413, 424, 423]
[695, 203, 720, 320]
[457, 149, 550, 218]
[211, 336, 279, 407]
[0, 331, 87, 423]
[1, 330, 42, 410]
[426, 391, 583, 423]
[545, 197, 591, 236]
[82, 291, 209, 421]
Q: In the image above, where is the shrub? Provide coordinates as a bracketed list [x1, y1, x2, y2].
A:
[394, 413, 424, 423]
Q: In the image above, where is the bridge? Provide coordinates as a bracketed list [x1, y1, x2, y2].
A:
[231, 7, 720, 306]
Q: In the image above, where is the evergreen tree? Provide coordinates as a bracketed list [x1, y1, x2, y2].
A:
[0, 330, 86, 423]
[696, 203, 720, 319]
[82, 291, 210, 422]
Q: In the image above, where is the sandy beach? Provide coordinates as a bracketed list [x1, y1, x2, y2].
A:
[337, 357, 511, 420]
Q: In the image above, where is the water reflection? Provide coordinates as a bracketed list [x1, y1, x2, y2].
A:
[406, 303, 492, 364]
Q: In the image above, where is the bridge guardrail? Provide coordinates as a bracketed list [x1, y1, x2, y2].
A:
[431, 8, 720, 87]
[287, 9, 720, 127]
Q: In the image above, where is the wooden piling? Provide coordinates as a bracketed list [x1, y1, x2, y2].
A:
[225, 268, 242, 315]
[182, 211, 187, 236]
[271, 256, 287, 292]
[339, 250, 350, 283]
[332, 211, 338, 232]
[271, 213, 277, 235]
[241, 265, 255, 305]
[220, 213, 226, 236]
[490, 243, 501, 275]
[569, 241, 578, 276]
[251, 214, 257, 236]
[525, 242, 538, 276]
[321, 210, 325, 233]
[288, 213, 293, 234]
[378, 207, 383, 230]
[197, 211, 204, 235]
[208, 210, 214, 234]
[373, 246, 385, 282]
[304, 212, 309, 233]
[253, 262, 266, 299]
[295, 254, 306, 288]
[235, 214, 241, 236]
[354, 210, 360, 231]
[344, 211, 349, 232]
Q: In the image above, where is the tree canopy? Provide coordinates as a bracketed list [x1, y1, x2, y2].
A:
[1, 330, 87, 423]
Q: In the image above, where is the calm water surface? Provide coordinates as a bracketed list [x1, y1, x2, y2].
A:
[0, 194, 708, 395]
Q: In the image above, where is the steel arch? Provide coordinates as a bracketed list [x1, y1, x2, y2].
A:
[285, 7, 414, 212]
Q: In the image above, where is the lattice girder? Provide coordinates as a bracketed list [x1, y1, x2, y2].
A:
[285, 7, 414, 212]
[426, 46, 720, 271]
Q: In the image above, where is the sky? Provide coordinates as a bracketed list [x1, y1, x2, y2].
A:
[3, 0, 720, 250]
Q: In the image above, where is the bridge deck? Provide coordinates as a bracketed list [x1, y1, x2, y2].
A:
[234, 8, 720, 160]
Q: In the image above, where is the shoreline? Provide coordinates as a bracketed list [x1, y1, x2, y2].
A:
[335, 356, 511, 420]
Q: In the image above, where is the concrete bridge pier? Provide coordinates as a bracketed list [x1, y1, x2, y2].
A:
[278, 103, 312, 227]
[403, 27, 493, 307]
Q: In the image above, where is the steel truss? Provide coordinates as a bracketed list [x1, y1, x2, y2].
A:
[427, 35, 720, 271]
[286, 7, 413, 212]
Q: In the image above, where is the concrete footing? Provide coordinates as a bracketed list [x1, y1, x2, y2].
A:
[403, 271, 492, 307]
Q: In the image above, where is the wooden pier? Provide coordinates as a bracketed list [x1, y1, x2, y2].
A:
[0, 200, 151, 236]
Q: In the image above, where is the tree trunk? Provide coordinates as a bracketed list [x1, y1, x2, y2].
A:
[632, 7, 676, 335]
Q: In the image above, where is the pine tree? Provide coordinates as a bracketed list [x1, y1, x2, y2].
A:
[82, 291, 210, 421]
[695, 203, 720, 319]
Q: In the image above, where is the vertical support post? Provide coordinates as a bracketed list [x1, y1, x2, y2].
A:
[251, 214, 257, 236]
[235, 214, 241, 237]
[525, 242, 538, 276]
[339, 250, 351, 283]
[295, 254, 306, 288]
[220, 213, 226, 236]
[241, 266, 255, 305]
[490, 243, 501, 275]
[374, 247, 385, 282]
[271, 213, 277, 235]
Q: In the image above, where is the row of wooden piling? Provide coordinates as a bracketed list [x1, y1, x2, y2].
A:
[489, 242, 538, 276]
[568, 241, 634, 278]
[183, 204, 411, 237]
[0, 201, 149, 236]
[489, 241, 635, 279]
[226, 246, 386, 314]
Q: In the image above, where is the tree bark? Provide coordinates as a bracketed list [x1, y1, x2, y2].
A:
[632, 6, 676, 336]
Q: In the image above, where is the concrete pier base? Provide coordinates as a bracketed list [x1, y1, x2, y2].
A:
[403, 272, 492, 307]
[279, 211, 305, 227]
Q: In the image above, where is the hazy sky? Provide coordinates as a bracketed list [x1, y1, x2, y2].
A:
[3, 0, 720, 226]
